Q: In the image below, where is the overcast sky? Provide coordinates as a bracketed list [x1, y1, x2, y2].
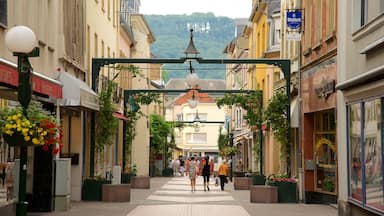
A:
[140, 0, 252, 19]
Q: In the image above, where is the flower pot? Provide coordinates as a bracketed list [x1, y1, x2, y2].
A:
[81, 178, 111, 201]
[3, 134, 33, 147]
[252, 174, 266, 185]
[269, 181, 297, 203]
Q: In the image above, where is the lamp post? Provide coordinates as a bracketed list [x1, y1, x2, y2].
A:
[5, 25, 39, 216]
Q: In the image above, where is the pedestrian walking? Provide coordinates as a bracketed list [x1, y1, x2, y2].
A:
[218, 159, 229, 191]
[209, 158, 214, 178]
[202, 156, 211, 191]
[188, 157, 198, 192]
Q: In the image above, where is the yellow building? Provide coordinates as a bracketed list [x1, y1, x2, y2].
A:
[247, 0, 282, 176]
[85, 0, 122, 185]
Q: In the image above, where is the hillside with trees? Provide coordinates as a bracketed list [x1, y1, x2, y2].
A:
[145, 13, 236, 81]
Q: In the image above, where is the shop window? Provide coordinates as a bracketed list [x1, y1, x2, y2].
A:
[348, 103, 363, 202]
[347, 98, 384, 212]
[314, 110, 337, 194]
[364, 99, 383, 210]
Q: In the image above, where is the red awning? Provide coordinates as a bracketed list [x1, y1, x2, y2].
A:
[0, 58, 62, 99]
[113, 112, 129, 121]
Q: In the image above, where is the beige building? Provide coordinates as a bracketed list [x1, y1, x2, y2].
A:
[0, 0, 74, 211]
[129, 14, 156, 176]
[337, 0, 384, 215]
[166, 90, 226, 159]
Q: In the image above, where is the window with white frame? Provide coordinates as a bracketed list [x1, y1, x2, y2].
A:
[186, 133, 207, 144]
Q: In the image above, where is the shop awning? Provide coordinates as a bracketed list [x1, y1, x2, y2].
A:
[113, 112, 128, 121]
[290, 97, 299, 128]
[0, 58, 62, 99]
[57, 71, 99, 111]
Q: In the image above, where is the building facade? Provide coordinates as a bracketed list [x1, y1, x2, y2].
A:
[301, 0, 338, 204]
[337, 0, 384, 215]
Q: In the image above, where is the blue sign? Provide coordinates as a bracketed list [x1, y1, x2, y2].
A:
[287, 11, 302, 30]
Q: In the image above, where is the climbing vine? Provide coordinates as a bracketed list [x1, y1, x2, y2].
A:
[95, 79, 118, 151]
[264, 91, 290, 174]
[124, 92, 161, 168]
[216, 91, 263, 161]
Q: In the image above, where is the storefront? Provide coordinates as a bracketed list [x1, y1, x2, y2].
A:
[337, 70, 384, 215]
[301, 57, 337, 204]
[0, 58, 63, 212]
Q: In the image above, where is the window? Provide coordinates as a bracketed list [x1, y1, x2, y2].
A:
[364, 99, 383, 210]
[326, 0, 336, 37]
[349, 103, 362, 202]
[353, 0, 384, 31]
[0, 0, 7, 26]
[186, 133, 207, 144]
[303, 0, 312, 50]
[347, 98, 384, 212]
[314, 110, 337, 194]
[313, 0, 322, 46]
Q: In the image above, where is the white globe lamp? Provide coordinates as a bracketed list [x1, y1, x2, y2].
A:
[188, 99, 197, 108]
[5, 26, 37, 53]
[186, 72, 200, 88]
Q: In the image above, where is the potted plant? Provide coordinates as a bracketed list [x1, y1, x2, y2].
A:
[0, 101, 62, 153]
[266, 174, 297, 203]
[121, 164, 137, 184]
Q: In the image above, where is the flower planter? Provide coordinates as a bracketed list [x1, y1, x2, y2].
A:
[131, 176, 150, 189]
[81, 179, 111, 201]
[250, 185, 278, 203]
[269, 181, 297, 203]
[252, 174, 266, 185]
[234, 177, 252, 190]
[102, 184, 131, 202]
[121, 173, 135, 184]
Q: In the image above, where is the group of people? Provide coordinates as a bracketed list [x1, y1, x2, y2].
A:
[187, 156, 229, 192]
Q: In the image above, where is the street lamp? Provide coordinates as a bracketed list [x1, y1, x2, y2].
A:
[5, 25, 39, 216]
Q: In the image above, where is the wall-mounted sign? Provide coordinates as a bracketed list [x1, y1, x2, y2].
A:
[287, 11, 302, 29]
[315, 79, 336, 100]
[286, 10, 303, 41]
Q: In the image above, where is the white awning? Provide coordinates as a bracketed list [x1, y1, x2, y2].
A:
[57, 71, 99, 111]
[290, 97, 299, 128]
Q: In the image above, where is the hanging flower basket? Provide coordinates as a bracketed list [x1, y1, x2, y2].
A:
[3, 133, 34, 147]
[0, 101, 63, 154]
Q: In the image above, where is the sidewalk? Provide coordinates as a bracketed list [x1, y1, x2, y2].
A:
[28, 176, 337, 216]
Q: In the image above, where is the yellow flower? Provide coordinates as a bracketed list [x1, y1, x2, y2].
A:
[24, 136, 30, 141]
[32, 138, 40, 145]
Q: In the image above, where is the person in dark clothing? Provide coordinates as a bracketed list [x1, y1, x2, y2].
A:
[202, 156, 211, 191]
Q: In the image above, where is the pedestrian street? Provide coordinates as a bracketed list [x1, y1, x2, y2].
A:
[128, 176, 251, 216]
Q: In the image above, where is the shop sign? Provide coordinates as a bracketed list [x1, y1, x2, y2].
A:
[315, 79, 335, 100]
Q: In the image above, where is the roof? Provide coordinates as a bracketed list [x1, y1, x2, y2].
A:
[165, 78, 226, 90]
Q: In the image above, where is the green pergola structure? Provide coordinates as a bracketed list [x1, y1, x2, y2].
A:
[91, 57, 291, 177]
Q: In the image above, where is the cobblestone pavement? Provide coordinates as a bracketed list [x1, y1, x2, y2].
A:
[25, 176, 337, 216]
